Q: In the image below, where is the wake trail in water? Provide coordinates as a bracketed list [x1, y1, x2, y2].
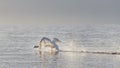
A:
[59, 50, 120, 55]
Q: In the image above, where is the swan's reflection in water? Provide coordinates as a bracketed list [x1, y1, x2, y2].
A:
[38, 51, 59, 68]
[39, 51, 58, 59]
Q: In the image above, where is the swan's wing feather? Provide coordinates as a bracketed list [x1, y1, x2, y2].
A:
[40, 37, 53, 47]
[41, 37, 51, 42]
[53, 38, 61, 42]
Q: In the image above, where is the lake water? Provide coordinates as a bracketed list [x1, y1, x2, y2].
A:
[0, 24, 120, 68]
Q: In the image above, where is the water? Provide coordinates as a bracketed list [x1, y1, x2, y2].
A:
[0, 24, 120, 68]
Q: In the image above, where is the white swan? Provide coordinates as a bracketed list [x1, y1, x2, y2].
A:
[34, 37, 61, 52]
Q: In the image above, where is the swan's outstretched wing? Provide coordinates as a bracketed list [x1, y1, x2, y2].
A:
[52, 38, 61, 51]
[39, 37, 53, 48]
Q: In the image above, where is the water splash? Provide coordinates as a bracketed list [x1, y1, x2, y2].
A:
[60, 40, 86, 52]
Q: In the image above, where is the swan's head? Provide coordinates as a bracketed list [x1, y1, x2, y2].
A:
[53, 38, 61, 43]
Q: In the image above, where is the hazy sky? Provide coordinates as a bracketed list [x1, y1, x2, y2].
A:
[0, 0, 120, 25]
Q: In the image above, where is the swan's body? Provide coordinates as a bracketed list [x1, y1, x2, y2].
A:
[34, 37, 61, 52]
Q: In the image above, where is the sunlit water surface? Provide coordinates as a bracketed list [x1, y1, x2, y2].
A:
[0, 24, 120, 68]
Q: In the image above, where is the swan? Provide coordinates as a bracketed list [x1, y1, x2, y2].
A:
[34, 37, 61, 52]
